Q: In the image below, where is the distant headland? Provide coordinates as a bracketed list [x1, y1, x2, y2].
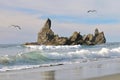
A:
[24, 18, 106, 45]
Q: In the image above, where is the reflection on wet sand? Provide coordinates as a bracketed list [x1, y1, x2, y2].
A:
[1, 59, 120, 80]
[41, 71, 55, 80]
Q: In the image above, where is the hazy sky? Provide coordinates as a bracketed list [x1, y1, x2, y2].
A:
[0, 0, 120, 44]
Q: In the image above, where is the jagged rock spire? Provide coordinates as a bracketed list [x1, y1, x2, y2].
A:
[37, 18, 54, 44]
[42, 18, 51, 30]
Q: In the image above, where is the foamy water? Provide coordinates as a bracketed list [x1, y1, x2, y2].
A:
[0, 42, 120, 72]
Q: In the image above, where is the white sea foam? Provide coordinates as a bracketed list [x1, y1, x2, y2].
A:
[0, 65, 40, 72]
[35, 47, 120, 59]
[24, 45, 120, 58]
[1, 44, 120, 72]
[1, 46, 120, 65]
[25, 45, 81, 50]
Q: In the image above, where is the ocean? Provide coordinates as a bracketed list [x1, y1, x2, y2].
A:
[0, 42, 120, 72]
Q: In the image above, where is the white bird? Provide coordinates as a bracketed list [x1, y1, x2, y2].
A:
[10, 25, 21, 30]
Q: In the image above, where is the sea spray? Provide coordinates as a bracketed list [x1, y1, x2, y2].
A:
[0, 43, 120, 72]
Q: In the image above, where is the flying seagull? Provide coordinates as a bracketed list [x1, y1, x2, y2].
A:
[87, 10, 97, 13]
[10, 25, 21, 30]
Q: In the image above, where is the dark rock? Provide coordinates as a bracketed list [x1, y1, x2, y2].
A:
[83, 34, 94, 42]
[87, 34, 94, 41]
[83, 34, 94, 45]
[37, 18, 68, 45]
[94, 32, 106, 44]
[54, 37, 68, 45]
[37, 18, 55, 44]
[69, 32, 82, 41]
[24, 42, 38, 45]
[69, 32, 83, 45]
[82, 29, 106, 45]
[86, 41, 94, 45]
[24, 18, 106, 46]
[42, 18, 51, 29]
[94, 28, 99, 36]
[83, 35, 87, 41]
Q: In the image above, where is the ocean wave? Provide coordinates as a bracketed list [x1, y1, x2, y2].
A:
[0, 45, 120, 72]
[0, 46, 120, 65]
[67, 47, 120, 58]
[24, 45, 120, 58]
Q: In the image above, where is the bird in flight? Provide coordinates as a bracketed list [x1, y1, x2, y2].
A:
[87, 10, 97, 13]
[10, 25, 21, 30]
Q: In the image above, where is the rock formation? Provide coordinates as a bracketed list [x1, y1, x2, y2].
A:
[94, 31, 106, 44]
[82, 29, 106, 45]
[24, 18, 106, 45]
[37, 18, 55, 44]
[68, 32, 83, 45]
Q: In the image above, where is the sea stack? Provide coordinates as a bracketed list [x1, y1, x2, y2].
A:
[24, 18, 106, 45]
[37, 18, 55, 44]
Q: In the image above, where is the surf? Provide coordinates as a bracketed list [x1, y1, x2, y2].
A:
[0, 43, 120, 72]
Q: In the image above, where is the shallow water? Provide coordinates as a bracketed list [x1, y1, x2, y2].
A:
[1, 58, 120, 80]
[0, 42, 120, 72]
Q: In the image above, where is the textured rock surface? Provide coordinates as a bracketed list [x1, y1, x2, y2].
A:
[69, 32, 83, 45]
[24, 18, 106, 45]
[94, 32, 106, 44]
[37, 18, 55, 44]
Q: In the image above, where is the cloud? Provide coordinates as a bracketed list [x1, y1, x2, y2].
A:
[1, 0, 120, 16]
[1, 0, 120, 24]
[0, 0, 120, 43]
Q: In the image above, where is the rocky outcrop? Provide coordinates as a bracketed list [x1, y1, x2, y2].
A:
[24, 18, 106, 45]
[82, 28, 106, 45]
[37, 18, 55, 44]
[94, 31, 106, 44]
[68, 32, 83, 45]
[83, 34, 94, 45]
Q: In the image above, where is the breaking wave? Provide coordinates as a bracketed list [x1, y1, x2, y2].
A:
[0, 44, 120, 72]
[0, 43, 120, 71]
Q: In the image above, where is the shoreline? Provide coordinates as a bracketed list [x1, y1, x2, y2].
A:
[1, 58, 120, 80]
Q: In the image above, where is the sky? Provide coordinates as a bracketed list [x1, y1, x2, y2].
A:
[0, 0, 120, 44]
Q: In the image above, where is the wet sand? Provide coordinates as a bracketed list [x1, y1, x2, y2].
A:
[86, 73, 120, 80]
[1, 58, 120, 80]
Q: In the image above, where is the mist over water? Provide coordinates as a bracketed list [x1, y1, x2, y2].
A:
[0, 42, 120, 72]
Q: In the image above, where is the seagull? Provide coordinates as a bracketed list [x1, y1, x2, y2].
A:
[10, 25, 21, 30]
[87, 10, 97, 13]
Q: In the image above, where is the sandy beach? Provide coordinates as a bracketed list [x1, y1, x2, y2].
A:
[87, 73, 120, 80]
[0, 58, 120, 80]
